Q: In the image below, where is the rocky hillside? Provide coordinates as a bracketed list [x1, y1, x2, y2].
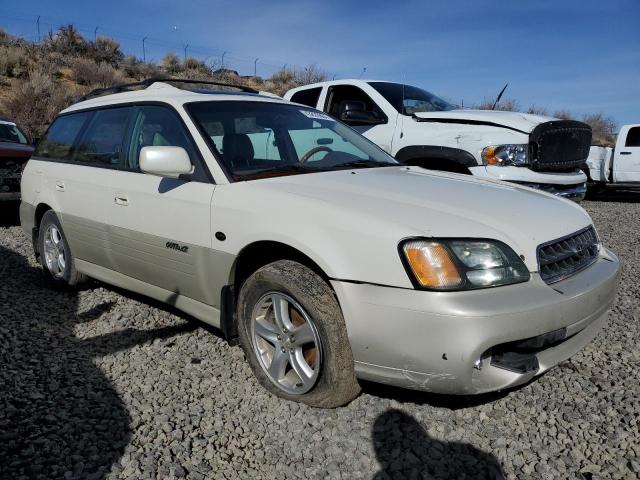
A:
[0, 25, 325, 138]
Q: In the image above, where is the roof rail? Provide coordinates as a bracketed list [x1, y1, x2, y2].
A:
[76, 77, 259, 102]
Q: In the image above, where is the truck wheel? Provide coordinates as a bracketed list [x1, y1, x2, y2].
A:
[237, 260, 360, 408]
[38, 210, 86, 287]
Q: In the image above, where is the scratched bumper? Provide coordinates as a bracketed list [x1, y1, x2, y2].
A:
[331, 249, 620, 394]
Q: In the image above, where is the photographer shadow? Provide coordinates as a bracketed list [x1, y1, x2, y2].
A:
[0, 244, 197, 479]
[372, 409, 505, 480]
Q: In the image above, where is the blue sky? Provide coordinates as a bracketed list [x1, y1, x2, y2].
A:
[2, 0, 639, 126]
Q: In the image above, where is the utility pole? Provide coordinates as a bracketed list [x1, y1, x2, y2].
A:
[36, 16, 40, 42]
[221, 51, 227, 68]
[358, 67, 367, 78]
[94, 27, 98, 41]
[254, 58, 259, 78]
[184, 44, 189, 60]
[142, 37, 147, 62]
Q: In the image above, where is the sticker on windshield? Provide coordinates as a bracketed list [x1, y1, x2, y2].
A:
[299, 110, 335, 122]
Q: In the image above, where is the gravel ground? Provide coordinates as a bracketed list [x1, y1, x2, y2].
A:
[1, 194, 639, 480]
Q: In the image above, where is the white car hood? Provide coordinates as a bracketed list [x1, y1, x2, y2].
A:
[252, 167, 592, 271]
[413, 109, 554, 134]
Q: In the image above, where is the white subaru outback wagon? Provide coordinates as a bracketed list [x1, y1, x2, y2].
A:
[20, 79, 620, 407]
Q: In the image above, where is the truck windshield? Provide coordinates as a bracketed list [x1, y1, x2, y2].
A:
[369, 82, 456, 115]
[187, 101, 398, 181]
[0, 122, 29, 144]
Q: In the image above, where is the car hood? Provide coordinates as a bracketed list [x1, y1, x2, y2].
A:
[252, 166, 592, 271]
[413, 109, 554, 134]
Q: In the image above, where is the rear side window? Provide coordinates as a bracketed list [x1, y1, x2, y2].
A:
[126, 106, 197, 170]
[290, 87, 322, 108]
[74, 107, 132, 166]
[625, 127, 640, 147]
[35, 112, 92, 160]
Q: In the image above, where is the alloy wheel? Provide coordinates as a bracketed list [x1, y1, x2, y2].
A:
[250, 292, 322, 394]
[43, 225, 67, 279]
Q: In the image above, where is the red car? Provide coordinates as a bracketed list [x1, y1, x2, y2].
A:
[0, 118, 34, 201]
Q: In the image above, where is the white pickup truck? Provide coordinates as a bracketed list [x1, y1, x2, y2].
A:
[285, 80, 591, 201]
[586, 124, 640, 191]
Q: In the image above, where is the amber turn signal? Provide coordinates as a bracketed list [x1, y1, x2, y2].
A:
[482, 146, 499, 165]
[402, 241, 463, 289]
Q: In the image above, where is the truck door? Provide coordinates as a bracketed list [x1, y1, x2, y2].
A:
[613, 125, 640, 183]
[323, 85, 396, 153]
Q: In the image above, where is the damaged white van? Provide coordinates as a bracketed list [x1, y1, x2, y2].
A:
[21, 79, 620, 407]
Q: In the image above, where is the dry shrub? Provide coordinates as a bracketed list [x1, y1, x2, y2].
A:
[583, 113, 617, 147]
[88, 36, 124, 66]
[120, 55, 161, 79]
[69, 57, 126, 87]
[474, 97, 520, 111]
[526, 105, 548, 116]
[0, 45, 30, 78]
[161, 53, 181, 74]
[0, 69, 74, 137]
[43, 24, 88, 57]
[553, 110, 573, 120]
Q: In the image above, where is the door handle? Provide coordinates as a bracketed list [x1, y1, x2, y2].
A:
[620, 151, 631, 155]
[114, 194, 129, 206]
[55, 181, 65, 192]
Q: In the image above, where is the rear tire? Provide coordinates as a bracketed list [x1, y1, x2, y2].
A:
[38, 210, 85, 287]
[237, 260, 360, 408]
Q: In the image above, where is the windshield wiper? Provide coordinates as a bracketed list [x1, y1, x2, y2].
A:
[333, 159, 396, 169]
[235, 164, 315, 181]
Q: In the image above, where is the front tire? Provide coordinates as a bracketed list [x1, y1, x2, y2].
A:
[237, 260, 360, 408]
[38, 210, 85, 287]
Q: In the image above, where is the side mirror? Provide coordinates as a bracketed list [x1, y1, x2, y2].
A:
[340, 110, 385, 125]
[140, 146, 193, 179]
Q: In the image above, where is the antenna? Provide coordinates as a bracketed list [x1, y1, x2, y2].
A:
[491, 83, 508, 110]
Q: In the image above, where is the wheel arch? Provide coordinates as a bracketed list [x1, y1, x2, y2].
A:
[220, 240, 335, 345]
[31, 202, 54, 258]
[395, 145, 477, 174]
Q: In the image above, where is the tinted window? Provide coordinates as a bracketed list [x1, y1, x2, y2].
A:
[369, 82, 455, 114]
[74, 108, 132, 166]
[325, 85, 386, 124]
[127, 106, 197, 169]
[290, 87, 322, 108]
[35, 112, 92, 160]
[625, 127, 640, 147]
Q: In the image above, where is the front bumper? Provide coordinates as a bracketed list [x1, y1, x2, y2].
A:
[469, 166, 587, 201]
[332, 249, 620, 394]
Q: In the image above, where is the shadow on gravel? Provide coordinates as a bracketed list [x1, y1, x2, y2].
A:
[360, 381, 509, 410]
[0, 245, 197, 480]
[585, 189, 640, 203]
[372, 409, 505, 480]
[0, 201, 20, 227]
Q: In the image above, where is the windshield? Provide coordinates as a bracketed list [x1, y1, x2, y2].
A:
[0, 122, 29, 144]
[369, 82, 456, 115]
[187, 101, 398, 180]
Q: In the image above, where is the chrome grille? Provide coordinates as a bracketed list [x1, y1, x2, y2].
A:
[537, 226, 599, 284]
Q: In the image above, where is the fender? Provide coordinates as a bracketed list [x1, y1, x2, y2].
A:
[394, 145, 478, 168]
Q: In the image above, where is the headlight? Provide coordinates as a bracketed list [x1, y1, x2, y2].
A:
[482, 144, 528, 166]
[400, 239, 530, 290]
